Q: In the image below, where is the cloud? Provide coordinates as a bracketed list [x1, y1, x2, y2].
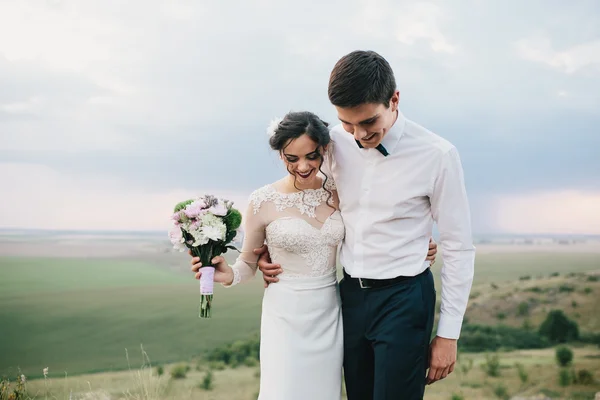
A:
[395, 2, 456, 54]
[516, 35, 600, 74]
[0, 0, 598, 233]
[492, 190, 600, 235]
[0, 162, 250, 231]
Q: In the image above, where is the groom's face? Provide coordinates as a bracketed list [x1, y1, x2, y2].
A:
[335, 91, 399, 149]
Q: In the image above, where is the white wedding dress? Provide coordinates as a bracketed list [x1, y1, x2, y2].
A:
[225, 181, 345, 400]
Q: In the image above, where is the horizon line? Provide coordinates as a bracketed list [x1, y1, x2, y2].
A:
[1, 227, 599, 238]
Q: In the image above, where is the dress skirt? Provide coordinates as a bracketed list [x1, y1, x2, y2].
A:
[258, 271, 343, 400]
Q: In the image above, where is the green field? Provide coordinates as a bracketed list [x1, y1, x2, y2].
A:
[1, 250, 600, 379]
[0, 256, 266, 378]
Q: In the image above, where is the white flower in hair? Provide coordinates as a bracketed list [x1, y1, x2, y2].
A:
[266, 117, 282, 137]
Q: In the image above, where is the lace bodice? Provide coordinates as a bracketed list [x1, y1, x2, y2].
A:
[225, 181, 345, 286]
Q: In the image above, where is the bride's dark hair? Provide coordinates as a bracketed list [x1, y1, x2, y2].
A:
[269, 111, 334, 208]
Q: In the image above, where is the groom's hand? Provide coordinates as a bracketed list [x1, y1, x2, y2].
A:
[426, 238, 437, 266]
[254, 245, 282, 288]
[426, 336, 456, 385]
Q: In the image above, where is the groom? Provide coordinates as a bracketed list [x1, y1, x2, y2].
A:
[256, 50, 475, 399]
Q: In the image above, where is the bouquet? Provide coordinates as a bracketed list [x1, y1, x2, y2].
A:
[169, 195, 242, 318]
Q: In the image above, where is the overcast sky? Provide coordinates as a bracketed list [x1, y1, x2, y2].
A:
[0, 0, 598, 234]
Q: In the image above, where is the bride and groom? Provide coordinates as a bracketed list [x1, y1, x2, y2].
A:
[190, 50, 475, 400]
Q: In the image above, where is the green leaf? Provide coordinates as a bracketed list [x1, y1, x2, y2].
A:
[174, 199, 194, 212]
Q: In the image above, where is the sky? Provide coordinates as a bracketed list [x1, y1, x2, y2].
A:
[0, 0, 599, 234]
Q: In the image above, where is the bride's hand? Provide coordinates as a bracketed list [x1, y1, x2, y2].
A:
[190, 255, 234, 285]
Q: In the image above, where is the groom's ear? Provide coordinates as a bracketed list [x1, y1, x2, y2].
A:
[390, 90, 400, 111]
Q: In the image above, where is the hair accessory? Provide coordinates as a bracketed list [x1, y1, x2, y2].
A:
[266, 117, 282, 138]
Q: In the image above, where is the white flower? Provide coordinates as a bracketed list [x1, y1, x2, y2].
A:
[202, 224, 226, 241]
[266, 117, 282, 137]
[190, 229, 209, 247]
[43, 367, 48, 378]
[20, 374, 26, 383]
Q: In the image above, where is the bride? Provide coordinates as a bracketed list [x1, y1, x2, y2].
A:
[190, 111, 435, 399]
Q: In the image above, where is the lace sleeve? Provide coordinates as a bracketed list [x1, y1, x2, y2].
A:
[222, 191, 267, 287]
[321, 144, 337, 191]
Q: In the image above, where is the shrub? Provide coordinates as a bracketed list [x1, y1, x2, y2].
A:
[517, 302, 530, 316]
[496, 312, 506, 320]
[539, 310, 579, 343]
[519, 275, 531, 281]
[494, 383, 510, 400]
[584, 287, 593, 294]
[206, 336, 260, 367]
[0, 376, 27, 400]
[525, 287, 544, 293]
[587, 275, 599, 282]
[493, 383, 509, 400]
[580, 333, 600, 347]
[170, 364, 188, 379]
[571, 300, 578, 308]
[199, 370, 214, 391]
[515, 363, 528, 384]
[156, 365, 164, 376]
[558, 284, 575, 293]
[550, 272, 560, 277]
[575, 369, 594, 385]
[244, 356, 258, 367]
[451, 394, 464, 400]
[459, 324, 549, 353]
[555, 345, 573, 367]
[209, 361, 226, 371]
[482, 353, 501, 377]
[459, 358, 473, 376]
[558, 368, 572, 387]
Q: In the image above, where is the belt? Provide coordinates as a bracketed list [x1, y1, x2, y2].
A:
[342, 268, 429, 289]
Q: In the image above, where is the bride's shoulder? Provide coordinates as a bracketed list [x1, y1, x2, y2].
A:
[247, 182, 279, 213]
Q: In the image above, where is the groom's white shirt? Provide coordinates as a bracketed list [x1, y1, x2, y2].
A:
[325, 111, 475, 339]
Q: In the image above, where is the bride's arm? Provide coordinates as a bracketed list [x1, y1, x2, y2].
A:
[222, 200, 267, 287]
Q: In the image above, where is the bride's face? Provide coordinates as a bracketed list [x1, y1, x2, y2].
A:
[281, 134, 324, 188]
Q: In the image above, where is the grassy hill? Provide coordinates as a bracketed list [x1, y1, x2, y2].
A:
[464, 270, 600, 334]
[1, 247, 599, 383]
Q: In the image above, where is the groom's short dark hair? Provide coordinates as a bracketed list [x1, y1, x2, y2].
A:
[328, 50, 396, 108]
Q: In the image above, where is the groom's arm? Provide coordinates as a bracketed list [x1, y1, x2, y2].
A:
[428, 145, 475, 383]
[430, 146, 475, 339]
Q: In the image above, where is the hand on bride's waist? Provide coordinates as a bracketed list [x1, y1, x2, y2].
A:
[254, 244, 282, 288]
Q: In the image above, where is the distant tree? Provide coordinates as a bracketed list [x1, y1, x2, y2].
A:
[539, 310, 579, 343]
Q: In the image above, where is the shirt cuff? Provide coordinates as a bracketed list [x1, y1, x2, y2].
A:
[436, 314, 464, 339]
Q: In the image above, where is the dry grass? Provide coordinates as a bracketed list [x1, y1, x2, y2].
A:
[17, 347, 600, 400]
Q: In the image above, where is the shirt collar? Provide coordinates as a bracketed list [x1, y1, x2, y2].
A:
[380, 110, 405, 155]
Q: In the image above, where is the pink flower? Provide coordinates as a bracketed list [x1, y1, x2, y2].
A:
[184, 201, 206, 218]
[168, 226, 186, 251]
[208, 201, 228, 216]
[171, 212, 182, 222]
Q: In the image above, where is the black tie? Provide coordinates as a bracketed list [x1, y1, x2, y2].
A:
[356, 140, 389, 157]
